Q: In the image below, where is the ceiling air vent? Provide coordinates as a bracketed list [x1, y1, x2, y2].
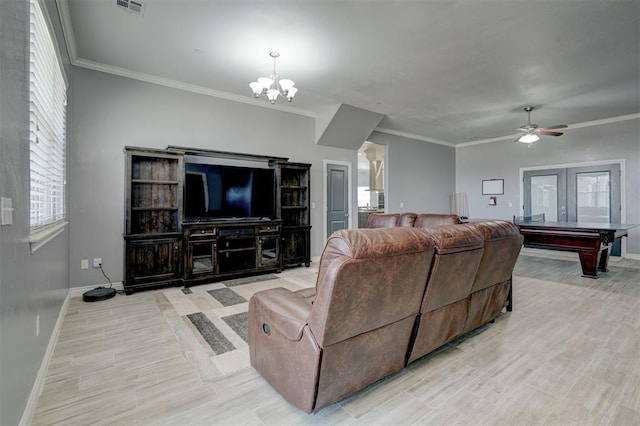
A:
[116, 0, 145, 15]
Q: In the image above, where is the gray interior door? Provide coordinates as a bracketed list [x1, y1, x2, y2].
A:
[327, 163, 349, 237]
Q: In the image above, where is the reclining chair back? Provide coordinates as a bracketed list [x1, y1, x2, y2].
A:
[407, 224, 484, 363]
[308, 227, 435, 410]
[463, 221, 523, 332]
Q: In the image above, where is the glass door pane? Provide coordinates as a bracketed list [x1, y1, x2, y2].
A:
[567, 163, 621, 255]
[530, 175, 559, 221]
[524, 168, 566, 221]
[576, 171, 610, 223]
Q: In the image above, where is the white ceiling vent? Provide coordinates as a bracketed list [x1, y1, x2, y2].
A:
[116, 0, 145, 15]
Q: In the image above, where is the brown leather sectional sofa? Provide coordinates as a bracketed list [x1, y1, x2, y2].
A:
[248, 218, 523, 413]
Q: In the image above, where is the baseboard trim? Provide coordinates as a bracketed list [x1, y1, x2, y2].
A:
[625, 252, 640, 260]
[19, 282, 125, 424]
[19, 291, 71, 426]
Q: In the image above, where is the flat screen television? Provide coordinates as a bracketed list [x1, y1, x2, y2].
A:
[184, 163, 275, 221]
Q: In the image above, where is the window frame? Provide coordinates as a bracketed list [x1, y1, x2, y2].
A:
[28, 0, 69, 253]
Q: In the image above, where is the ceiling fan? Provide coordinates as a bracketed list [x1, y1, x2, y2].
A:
[516, 106, 568, 144]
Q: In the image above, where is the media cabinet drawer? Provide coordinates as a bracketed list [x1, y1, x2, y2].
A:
[219, 227, 255, 236]
[258, 224, 281, 234]
[187, 227, 217, 238]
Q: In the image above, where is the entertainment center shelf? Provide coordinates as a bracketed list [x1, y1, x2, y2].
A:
[123, 146, 311, 294]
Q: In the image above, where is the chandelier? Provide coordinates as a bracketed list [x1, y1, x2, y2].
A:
[249, 52, 298, 104]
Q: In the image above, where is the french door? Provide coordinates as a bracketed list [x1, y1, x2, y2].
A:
[523, 163, 622, 255]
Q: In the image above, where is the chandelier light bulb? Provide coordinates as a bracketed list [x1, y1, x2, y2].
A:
[249, 81, 262, 97]
[286, 86, 298, 101]
[266, 89, 279, 104]
[279, 79, 295, 92]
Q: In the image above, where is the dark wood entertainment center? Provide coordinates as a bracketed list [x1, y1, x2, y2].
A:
[123, 146, 311, 294]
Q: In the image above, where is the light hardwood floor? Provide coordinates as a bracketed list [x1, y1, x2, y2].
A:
[31, 255, 640, 425]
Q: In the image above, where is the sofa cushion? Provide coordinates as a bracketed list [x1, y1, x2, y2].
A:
[414, 214, 460, 228]
[365, 213, 399, 228]
[398, 213, 417, 227]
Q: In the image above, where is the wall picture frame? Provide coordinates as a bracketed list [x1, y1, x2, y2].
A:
[482, 179, 504, 195]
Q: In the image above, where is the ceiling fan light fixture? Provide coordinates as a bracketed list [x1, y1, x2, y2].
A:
[518, 133, 540, 143]
[515, 106, 567, 145]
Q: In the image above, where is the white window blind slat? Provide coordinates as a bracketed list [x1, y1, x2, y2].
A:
[29, 0, 67, 231]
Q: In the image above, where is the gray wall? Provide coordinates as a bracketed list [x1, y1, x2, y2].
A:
[369, 131, 456, 214]
[0, 1, 71, 424]
[456, 118, 640, 255]
[69, 67, 357, 286]
[69, 69, 456, 288]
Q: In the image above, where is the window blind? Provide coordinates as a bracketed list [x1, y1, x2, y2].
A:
[29, 0, 67, 230]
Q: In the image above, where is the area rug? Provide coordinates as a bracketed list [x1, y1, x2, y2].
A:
[156, 273, 315, 383]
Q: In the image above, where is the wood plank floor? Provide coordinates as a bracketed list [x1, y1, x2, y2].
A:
[31, 254, 640, 425]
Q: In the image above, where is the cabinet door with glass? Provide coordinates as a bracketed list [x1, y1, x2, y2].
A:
[258, 235, 280, 269]
[187, 239, 217, 278]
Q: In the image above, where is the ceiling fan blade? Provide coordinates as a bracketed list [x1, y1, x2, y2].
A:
[542, 124, 568, 130]
[539, 130, 564, 136]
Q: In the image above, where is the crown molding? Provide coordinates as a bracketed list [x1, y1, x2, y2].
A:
[373, 127, 455, 147]
[563, 113, 640, 129]
[56, 0, 76, 63]
[72, 58, 316, 118]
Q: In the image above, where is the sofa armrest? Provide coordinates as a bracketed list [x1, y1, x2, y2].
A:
[251, 287, 312, 341]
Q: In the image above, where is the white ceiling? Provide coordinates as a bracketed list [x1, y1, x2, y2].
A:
[58, 0, 640, 146]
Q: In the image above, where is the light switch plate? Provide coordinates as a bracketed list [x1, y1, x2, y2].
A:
[1, 197, 13, 226]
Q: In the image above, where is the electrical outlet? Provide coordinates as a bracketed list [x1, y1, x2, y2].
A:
[81, 259, 89, 269]
[93, 258, 102, 268]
